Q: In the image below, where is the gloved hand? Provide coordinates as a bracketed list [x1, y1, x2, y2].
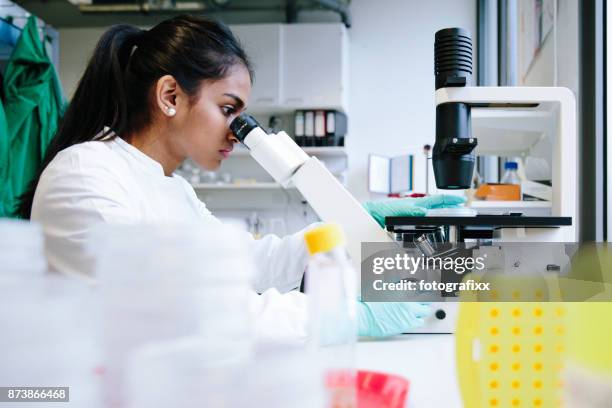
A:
[363, 195, 467, 227]
[356, 301, 432, 337]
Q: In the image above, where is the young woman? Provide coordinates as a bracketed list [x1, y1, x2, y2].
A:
[17, 15, 430, 342]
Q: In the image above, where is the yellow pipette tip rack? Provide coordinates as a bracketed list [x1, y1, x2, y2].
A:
[456, 274, 567, 408]
[456, 244, 612, 407]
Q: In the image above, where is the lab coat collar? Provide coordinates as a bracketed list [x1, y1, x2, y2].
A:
[111, 136, 168, 178]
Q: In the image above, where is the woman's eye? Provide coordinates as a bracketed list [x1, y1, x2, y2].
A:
[222, 106, 236, 116]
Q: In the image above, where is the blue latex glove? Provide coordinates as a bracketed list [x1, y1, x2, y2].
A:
[356, 301, 432, 337]
[363, 195, 467, 227]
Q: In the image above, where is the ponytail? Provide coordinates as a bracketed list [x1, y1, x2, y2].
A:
[15, 15, 252, 219]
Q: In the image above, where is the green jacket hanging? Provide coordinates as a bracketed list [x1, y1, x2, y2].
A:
[2, 15, 65, 217]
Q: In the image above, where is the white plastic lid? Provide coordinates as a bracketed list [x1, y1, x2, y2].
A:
[426, 207, 478, 217]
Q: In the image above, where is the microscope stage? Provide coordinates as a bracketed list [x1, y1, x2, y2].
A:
[385, 215, 572, 231]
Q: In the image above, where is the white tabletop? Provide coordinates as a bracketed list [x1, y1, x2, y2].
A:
[355, 334, 462, 407]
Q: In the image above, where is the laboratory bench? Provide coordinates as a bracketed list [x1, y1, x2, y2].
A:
[355, 334, 461, 407]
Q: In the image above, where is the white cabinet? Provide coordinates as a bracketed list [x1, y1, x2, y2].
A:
[230, 24, 283, 108]
[229, 23, 348, 113]
[282, 23, 348, 110]
[210, 24, 349, 218]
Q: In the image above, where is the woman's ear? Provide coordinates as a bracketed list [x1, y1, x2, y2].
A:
[155, 75, 178, 117]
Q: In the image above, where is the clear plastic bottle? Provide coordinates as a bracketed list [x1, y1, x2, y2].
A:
[304, 223, 357, 408]
[501, 161, 521, 185]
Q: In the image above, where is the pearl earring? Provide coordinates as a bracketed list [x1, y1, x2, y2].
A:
[166, 106, 176, 116]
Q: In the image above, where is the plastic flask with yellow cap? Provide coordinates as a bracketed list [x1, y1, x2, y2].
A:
[304, 223, 357, 408]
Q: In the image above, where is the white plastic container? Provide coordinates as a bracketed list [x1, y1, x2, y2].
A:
[0, 275, 100, 408]
[126, 335, 252, 408]
[0, 219, 46, 278]
[88, 223, 255, 407]
[0, 220, 101, 407]
[243, 341, 325, 408]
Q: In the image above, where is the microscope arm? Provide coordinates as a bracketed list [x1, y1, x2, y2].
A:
[436, 86, 578, 242]
[237, 124, 395, 278]
[291, 156, 396, 275]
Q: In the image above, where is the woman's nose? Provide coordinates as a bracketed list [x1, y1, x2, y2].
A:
[227, 132, 239, 144]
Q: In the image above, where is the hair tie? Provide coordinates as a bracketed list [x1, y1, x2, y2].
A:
[136, 29, 147, 46]
[128, 29, 147, 60]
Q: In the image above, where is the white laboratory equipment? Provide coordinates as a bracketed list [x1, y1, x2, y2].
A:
[0, 220, 100, 407]
[435, 85, 577, 242]
[126, 335, 252, 408]
[0, 219, 46, 277]
[243, 341, 325, 408]
[418, 27, 577, 333]
[89, 223, 255, 407]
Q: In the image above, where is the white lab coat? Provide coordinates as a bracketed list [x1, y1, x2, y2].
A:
[31, 137, 310, 342]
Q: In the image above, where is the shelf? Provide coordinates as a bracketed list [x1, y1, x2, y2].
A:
[193, 174, 346, 190]
[246, 105, 347, 115]
[469, 200, 552, 208]
[192, 182, 287, 190]
[303, 146, 347, 156]
[194, 182, 302, 211]
[471, 109, 552, 155]
[230, 146, 346, 157]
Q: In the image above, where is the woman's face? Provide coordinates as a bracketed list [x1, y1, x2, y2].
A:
[172, 64, 251, 171]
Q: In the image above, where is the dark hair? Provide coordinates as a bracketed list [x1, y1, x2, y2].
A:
[15, 15, 252, 219]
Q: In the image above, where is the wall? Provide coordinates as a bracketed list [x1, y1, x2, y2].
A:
[347, 0, 477, 201]
[520, 0, 579, 94]
[58, 27, 106, 98]
[514, 1, 579, 182]
[519, 0, 590, 240]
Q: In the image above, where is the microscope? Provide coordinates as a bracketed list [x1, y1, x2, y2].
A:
[229, 28, 576, 333]
[428, 28, 577, 245]
[386, 28, 576, 246]
[229, 114, 395, 289]
[382, 28, 576, 331]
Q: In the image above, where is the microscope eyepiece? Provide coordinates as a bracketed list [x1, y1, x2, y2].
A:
[229, 114, 263, 143]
